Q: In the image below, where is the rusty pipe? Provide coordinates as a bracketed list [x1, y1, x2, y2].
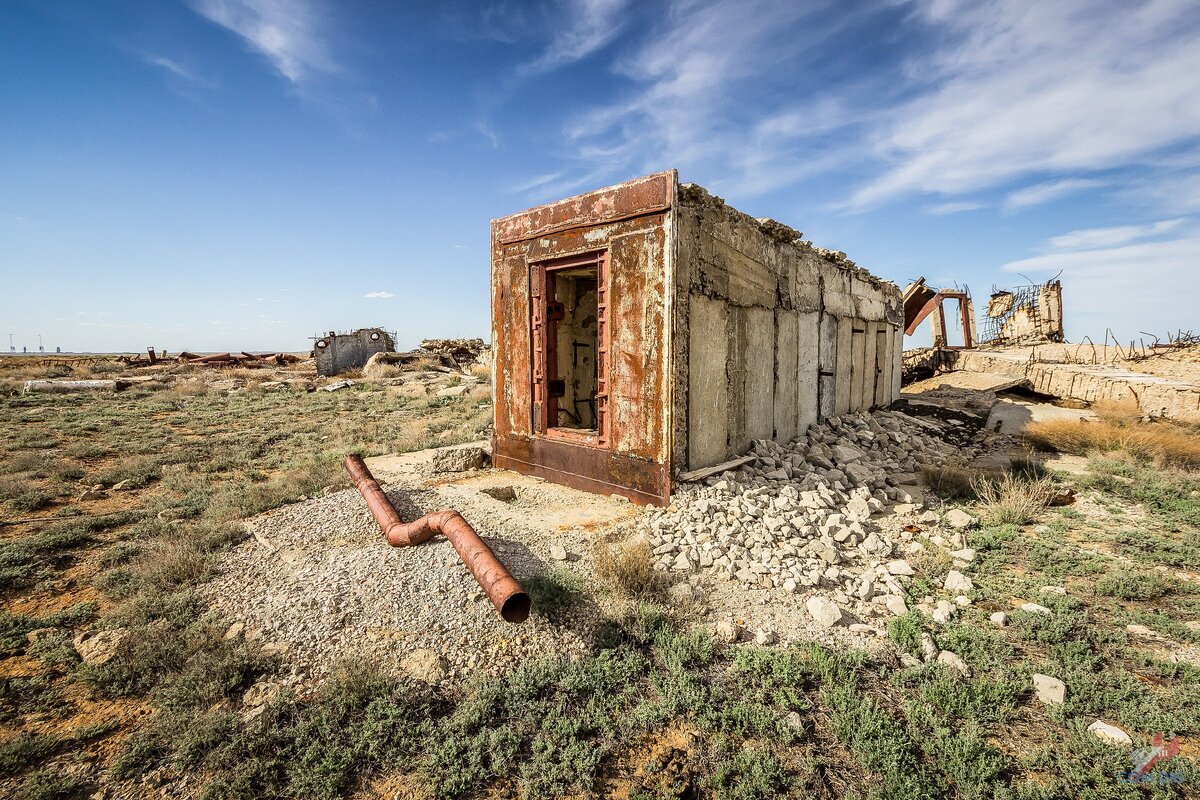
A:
[343, 455, 530, 623]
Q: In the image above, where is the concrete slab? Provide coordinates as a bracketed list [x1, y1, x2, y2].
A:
[986, 398, 1096, 435]
[688, 294, 730, 468]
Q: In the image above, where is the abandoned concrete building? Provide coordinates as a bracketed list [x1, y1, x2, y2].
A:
[490, 170, 904, 505]
[312, 328, 395, 377]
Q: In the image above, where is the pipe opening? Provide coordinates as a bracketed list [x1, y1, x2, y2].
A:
[501, 593, 532, 624]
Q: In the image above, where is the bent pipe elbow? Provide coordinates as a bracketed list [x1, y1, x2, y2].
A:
[343, 455, 530, 623]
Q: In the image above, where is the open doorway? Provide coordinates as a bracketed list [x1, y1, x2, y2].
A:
[531, 252, 608, 443]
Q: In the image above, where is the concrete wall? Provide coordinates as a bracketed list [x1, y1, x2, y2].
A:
[312, 328, 394, 377]
[671, 183, 904, 472]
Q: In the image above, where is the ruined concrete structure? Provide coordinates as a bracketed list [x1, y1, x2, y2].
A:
[490, 171, 904, 505]
[980, 281, 1064, 345]
[312, 328, 395, 377]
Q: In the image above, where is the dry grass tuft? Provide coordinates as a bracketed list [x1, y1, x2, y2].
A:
[971, 472, 1056, 526]
[1024, 414, 1200, 470]
[921, 460, 978, 500]
[592, 537, 664, 600]
[468, 363, 491, 382]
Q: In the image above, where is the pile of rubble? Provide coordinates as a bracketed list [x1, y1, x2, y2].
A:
[645, 408, 993, 629]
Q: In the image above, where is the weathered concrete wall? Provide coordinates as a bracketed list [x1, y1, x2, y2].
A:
[672, 183, 904, 471]
[312, 328, 394, 377]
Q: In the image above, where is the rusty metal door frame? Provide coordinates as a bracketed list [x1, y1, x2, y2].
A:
[529, 250, 609, 447]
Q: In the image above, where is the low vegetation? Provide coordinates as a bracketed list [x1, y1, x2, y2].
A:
[1025, 401, 1200, 469]
[3, 358, 1200, 797]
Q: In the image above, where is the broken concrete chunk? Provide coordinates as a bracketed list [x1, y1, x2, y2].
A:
[73, 628, 128, 666]
[944, 509, 977, 529]
[1020, 602, 1052, 616]
[1087, 720, 1132, 747]
[1032, 673, 1066, 705]
[886, 559, 914, 577]
[943, 570, 974, 593]
[937, 650, 972, 678]
[806, 596, 846, 628]
[431, 446, 487, 473]
[989, 611, 1009, 627]
[436, 384, 470, 398]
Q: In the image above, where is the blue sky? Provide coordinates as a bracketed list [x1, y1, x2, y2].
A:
[2, 0, 1199, 353]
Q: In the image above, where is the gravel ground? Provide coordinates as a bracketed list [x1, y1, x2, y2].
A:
[201, 405, 1016, 691]
[200, 465, 641, 691]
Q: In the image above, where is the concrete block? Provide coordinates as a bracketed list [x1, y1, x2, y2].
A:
[718, 240, 775, 307]
[743, 306, 775, 444]
[834, 316, 854, 415]
[688, 293, 729, 468]
[849, 324, 867, 412]
[874, 324, 891, 407]
[773, 310, 799, 443]
[819, 312, 838, 420]
[797, 311, 820, 433]
[862, 320, 878, 410]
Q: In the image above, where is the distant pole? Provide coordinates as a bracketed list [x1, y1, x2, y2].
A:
[7, 334, 13, 353]
[38, 334, 44, 353]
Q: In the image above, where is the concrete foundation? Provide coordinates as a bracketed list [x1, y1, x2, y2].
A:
[313, 328, 395, 377]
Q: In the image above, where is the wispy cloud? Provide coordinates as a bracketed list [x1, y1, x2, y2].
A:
[521, 0, 630, 74]
[848, 0, 1200, 208]
[1048, 218, 1185, 250]
[363, 291, 394, 299]
[1003, 178, 1106, 211]
[141, 53, 216, 88]
[925, 201, 984, 215]
[190, 0, 336, 84]
[559, 0, 861, 196]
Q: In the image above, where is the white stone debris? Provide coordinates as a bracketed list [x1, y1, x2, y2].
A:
[1087, 720, 1133, 747]
[1032, 673, 1066, 705]
[641, 409, 992, 633]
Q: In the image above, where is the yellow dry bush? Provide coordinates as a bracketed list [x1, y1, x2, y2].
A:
[1025, 416, 1200, 470]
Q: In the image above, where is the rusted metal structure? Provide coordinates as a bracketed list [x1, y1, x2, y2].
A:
[980, 280, 1064, 345]
[343, 455, 530, 623]
[312, 328, 396, 376]
[903, 279, 977, 349]
[491, 171, 904, 506]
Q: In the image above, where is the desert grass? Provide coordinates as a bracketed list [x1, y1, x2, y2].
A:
[920, 460, 978, 500]
[1024, 406, 1200, 469]
[592, 537, 664, 600]
[971, 472, 1056, 526]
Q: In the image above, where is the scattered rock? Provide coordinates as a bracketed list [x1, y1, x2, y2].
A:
[78, 486, 106, 501]
[754, 627, 777, 646]
[431, 446, 487, 473]
[1039, 585, 1067, 595]
[937, 650, 971, 678]
[73, 629, 128, 666]
[784, 711, 803, 731]
[25, 628, 57, 645]
[242, 680, 282, 708]
[1020, 602, 1052, 616]
[919, 632, 939, 663]
[1088, 720, 1133, 747]
[944, 509, 977, 529]
[715, 620, 742, 644]
[223, 622, 245, 641]
[989, 611, 1009, 627]
[436, 384, 470, 398]
[806, 596, 846, 628]
[400, 648, 448, 684]
[887, 560, 915, 577]
[481, 486, 517, 502]
[1032, 673, 1066, 705]
[943, 570, 974, 593]
[110, 479, 135, 492]
[548, 545, 568, 561]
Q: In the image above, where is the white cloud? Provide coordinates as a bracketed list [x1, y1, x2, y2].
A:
[363, 291, 394, 299]
[141, 54, 215, 88]
[1000, 229, 1200, 341]
[849, 0, 1200, 208]
[925, 201, 984, 215]
[191, 0, 336, 84]
[1048, 218, 1184, 250]
[522, 0, 629, 74]
[1003, 178, 1106, 211]
[560, 0, 855, 196]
